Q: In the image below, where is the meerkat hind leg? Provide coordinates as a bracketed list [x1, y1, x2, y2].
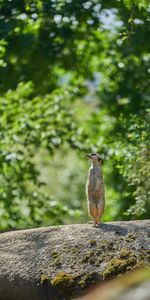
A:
[96, 214, 101, 225]
[93, 220, 97, 227]
[96, 206, 104, 225]
[89, 204, 97, 227]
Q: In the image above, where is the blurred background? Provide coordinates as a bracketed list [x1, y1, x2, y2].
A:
[0, 0, 149, 230]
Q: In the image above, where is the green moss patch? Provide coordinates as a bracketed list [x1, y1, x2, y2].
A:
[126, 232, 138, 242]
[90, 240, 97, 247]
[51, 272, 78, 291]
[40, 274, 49, 284]
[51, 251, 62, 267]
[78, 280, 85, 288]
[81, 250, 94, 264]
[120, 249, 131, 259]
[103, 256, 137, 279]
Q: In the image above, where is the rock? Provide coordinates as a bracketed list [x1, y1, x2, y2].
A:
[77, 267, 150, 300]
[0, 220, 149, 300]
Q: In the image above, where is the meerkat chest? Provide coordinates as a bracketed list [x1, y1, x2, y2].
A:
[89, 167, 101, 179]
[88, 167, 102, 189]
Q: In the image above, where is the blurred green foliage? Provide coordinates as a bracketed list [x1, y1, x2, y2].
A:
[0, 0, 149, 229]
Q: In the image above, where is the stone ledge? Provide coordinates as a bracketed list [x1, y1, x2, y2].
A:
[0, 220, 149, 300]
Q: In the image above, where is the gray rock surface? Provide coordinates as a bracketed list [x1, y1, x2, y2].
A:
[77, 267, 150, 300]
[0, 220, 149, 300]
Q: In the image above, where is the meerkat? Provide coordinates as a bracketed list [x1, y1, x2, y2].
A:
[86, 153, 105, 226]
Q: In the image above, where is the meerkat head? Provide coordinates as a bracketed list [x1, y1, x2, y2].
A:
[86, 152, 103, 163]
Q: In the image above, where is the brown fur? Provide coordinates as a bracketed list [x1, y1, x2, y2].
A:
[86, 153, 105, 226]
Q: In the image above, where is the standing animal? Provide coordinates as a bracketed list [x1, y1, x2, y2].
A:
[86, 153, 105, 226]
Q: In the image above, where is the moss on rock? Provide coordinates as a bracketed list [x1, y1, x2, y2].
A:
[40, 274, 49, 284]
[119, 249, 131, 259]
[0, 221, 149, 300]
[51, 272, 78, 291]
[103, 255, 137, 279]
[51, 251, 62, 267]
[126, 232, 138, 242]
[90, 240, 97, 247]
[81, 250, 94, 263]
